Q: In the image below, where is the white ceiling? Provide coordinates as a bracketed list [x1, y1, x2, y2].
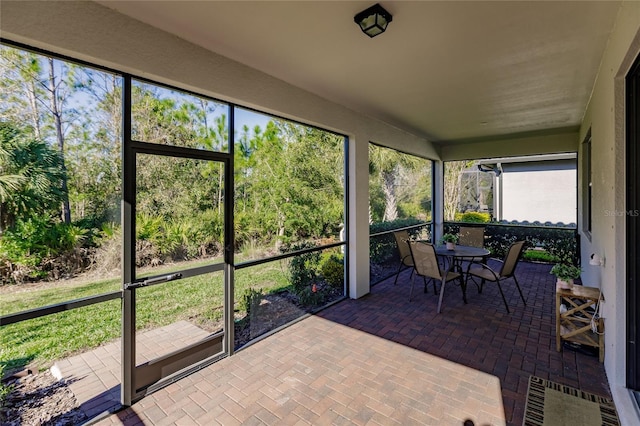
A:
[96, 1, 621, 144]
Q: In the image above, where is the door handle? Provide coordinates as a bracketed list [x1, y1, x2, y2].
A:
[125, 273, 182, 289]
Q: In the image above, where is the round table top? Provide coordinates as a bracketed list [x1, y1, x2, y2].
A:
[433, 244, 490, 257]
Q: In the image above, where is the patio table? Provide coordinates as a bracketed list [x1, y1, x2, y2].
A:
[433, 244, 490, 313]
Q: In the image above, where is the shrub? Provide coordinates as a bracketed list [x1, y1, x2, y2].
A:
[136, 214, 164, 242]
[320, 253, 344, 288]
[456, 212, 490, 223]
[280, 241, 320, 293]
[92, 225, 122, 273]
[132, 210, 224, 266]
[398, 202, 431, 220]
[0, 217, 88, 283]
[369, 218, 427, 264]
[184, 209, 223, 257]
[445, 221, 577, 262]
[297, 283, 324, 307]
[239, 287, 263, 317]
[0, 364, 13, 411]
[544, 235, 577, 264]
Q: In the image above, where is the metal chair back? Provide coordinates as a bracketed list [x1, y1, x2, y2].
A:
[458, 226, 485, 248]
[393, 230, 413, 267]
[500, 241, 526, 278]
[408, 241, 442, 280]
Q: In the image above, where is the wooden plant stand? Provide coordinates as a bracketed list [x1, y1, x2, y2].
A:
[555, 284, 604, 362]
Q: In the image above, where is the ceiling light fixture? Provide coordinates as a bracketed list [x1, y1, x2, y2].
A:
[354, 3, 393, 38]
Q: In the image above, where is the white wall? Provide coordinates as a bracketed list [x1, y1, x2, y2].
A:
[0, 0, 439, 300]
[500, 166, 577, 224]
[579, 1, 640, 424]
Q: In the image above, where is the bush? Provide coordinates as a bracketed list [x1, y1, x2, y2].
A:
[280, 241, 321, 293]
[0, 364, 13, 411]
[445, 220, 577, 262]
[398, 202, 431, 220]
[0, 217, 88, 283]
[239, 287, 263, 317]
[369, 218, 427, 264]
[297, 283, 324, 307]
[133, 210, 224, 266]
[320, 253, 344, 288]
[183, 209, 223, 257]
[455, 212, 490, 223]
[92, 224, 122, 273]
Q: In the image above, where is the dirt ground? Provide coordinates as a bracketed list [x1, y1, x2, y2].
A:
[0, 370, 86, 426]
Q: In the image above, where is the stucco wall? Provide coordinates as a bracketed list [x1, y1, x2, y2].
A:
[579, 1, 640, 423]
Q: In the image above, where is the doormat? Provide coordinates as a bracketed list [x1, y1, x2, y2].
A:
[523, 376, 620, 426]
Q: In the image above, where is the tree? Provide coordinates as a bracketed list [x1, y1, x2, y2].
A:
[67, 68, 122, 224]
[0, 123, 65, 232]
[395, 161, 433, 220]
[233, 120, 281, 247]
[46, 58, 72, 223]
[0, 47, 45, 140]
[443, 160, 476, 221]
[0, 46, 78, 224]
[235, 120, 344, 249]
[235, 122, 274, 213]
[369, 145, 421, 222]
[200, 114, 228, 215]
[132, 85, 206, 219]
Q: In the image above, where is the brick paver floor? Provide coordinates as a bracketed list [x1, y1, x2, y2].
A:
[53, 321, 211, 421]
[316, 260, 611, 424]
[65, 261, 610, 425]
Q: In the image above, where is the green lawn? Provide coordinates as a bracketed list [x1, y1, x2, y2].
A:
[522, 248, 559, 263]
[0, 259, 290, 374]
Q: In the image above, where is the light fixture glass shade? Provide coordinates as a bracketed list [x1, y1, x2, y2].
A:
[358, 15, 376, 31]
[354, 3, 393, 38]
[364, 24, 384, 38]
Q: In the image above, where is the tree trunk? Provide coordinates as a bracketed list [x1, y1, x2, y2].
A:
[381, 170, 398, 221]
[0, 203, 5, 234]
[48, 58, 71, 224]
[218, 163, 224, 215]
[26, 79, 42, 140]
[276, 223, 285, 252]
[444, 161, 473, 221]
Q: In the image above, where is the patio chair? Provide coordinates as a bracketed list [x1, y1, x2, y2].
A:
[465, 240, 527, 313]
[393, 230, 414, 285]
[408, 241, 463, 302]
[458, 226, 485, 248]
[458, 226, 487, 264]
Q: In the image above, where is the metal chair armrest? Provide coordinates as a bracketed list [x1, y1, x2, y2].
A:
[466, 261, 501, 281]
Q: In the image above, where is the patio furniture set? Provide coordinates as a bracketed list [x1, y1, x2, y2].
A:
[392, 227, 527, 314]
[393, 227, 606, 362]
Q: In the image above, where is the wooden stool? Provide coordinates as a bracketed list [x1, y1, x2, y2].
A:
[555, 284, 604, 362]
